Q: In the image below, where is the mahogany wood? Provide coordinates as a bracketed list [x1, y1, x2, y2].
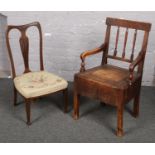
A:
[73, 17, 151, 136]
[6, 22, 68, 125]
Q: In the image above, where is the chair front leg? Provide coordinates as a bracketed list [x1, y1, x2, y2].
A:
[63, 88, 68, 113]
[73, 91, 79, 120]
[25, 99, 31, 125]
[13, 86, 17, 106]
[116, 104, 124, 137]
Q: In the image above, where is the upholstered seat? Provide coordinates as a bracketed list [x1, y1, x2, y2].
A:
[14, 71, 68, 98]
[6, 22, 69, 125]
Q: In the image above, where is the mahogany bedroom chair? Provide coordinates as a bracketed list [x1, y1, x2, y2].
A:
[6, 22, 68, 125]
[73, 17, 151, 136]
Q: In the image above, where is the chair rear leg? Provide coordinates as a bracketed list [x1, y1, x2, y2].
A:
[133, 90, 140, 118]
[14, 87, 17, 106]
[25, 99, 31, 125]
[73, 91, 79, 120]
[116, 104, 124, 137]
[63, 88, 68, 113]
[100, 101, 106, 106]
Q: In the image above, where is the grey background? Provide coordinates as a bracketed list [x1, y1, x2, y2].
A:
[0, 11, 155, 85]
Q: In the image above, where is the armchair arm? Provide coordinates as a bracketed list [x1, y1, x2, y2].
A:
[80, 43, 106, 72]
[129, 51, 145, 85]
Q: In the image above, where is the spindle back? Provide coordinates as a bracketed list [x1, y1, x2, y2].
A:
[102, 17, 151, 65]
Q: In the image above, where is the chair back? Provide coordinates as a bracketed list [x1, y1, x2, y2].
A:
[102, 17, 151, 66]
[6, 22, 44, 78]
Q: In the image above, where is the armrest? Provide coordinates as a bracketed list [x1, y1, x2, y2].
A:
[129, 51, 145, 85]
[80, 43, 106, 60]
[80, 43, 106, 72]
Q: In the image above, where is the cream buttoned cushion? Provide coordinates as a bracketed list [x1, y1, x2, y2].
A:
[14, 71, 68, 98]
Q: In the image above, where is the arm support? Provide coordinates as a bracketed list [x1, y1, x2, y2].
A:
[129, 51, 145, 85]
[80, 43, 106, 72]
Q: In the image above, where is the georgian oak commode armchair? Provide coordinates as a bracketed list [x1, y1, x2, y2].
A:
[6, 22, 68, 125]
[73, 17, 151, 136]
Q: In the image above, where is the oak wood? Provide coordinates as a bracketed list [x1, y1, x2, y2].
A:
[73, 83, 80, 120]
[80, 43, 106, 72]
[73, 17, 151, 136]
[117, 104, 124, 136]
[130, 29, 137, 61]
[107, 55, 132, 63]
[114, 27, 120, 56]
[6, 22, 68, 124]
[106, 17, 151, 31]
[102, 26, 111, 65]
[122, 28, 128, 58]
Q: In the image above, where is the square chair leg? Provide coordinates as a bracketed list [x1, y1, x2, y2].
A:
[116, 105, 124, 137]
[133, 91, 140, 118]
[25, 99, 31, 125]
[63, 88, 68, 113]
[73, 92, 79, 120]
[14, 87, 17, 106]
